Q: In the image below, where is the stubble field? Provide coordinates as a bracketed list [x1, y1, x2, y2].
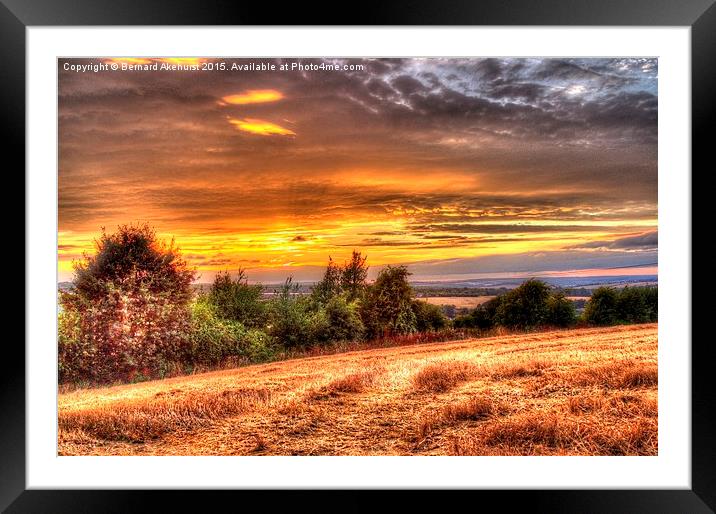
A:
[58, 324, 657, 456]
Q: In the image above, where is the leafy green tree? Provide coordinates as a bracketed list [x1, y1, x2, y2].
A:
[58, 223, 196, 382]
[323, 294, 365, 342]
[208, 270, 267, 328]
[268, 277, 322, 348]
[310, 257, 343, 306]
[454, 296, 502, 329]
[360, 265, 417, 338]
[340, 250, 368, 301]
[411, 300, 449, 331]
[642, 287, 658, 322]
[495, 279, 551, 329]
[584, 287, 619, 325]
[545, 291, 577, 327]
[71, 223, 194, 304]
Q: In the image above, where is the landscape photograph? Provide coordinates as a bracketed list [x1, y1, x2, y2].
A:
[57, 57, 658, 456]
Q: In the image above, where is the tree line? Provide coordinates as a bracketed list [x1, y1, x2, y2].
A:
[58, 224, 657, 385]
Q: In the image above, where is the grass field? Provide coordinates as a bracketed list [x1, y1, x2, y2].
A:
[422, 296, 496, 309]
[58, 324, 657, 456]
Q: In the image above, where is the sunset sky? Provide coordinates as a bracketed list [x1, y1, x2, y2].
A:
[58, 57, 657, 283]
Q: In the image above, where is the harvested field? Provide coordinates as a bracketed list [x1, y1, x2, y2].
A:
[58, 324, 657, 456]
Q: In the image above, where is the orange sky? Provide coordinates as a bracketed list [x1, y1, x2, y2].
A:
[58, 58, 658, 283]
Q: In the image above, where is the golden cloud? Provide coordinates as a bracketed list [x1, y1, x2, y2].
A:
[222, 90, 284, 105]
[229, 117, 296, 136]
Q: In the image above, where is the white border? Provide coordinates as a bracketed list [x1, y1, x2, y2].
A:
[27, 27, 691, 489]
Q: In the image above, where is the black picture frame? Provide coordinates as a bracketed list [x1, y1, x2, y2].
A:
[4, 0, 715, 511]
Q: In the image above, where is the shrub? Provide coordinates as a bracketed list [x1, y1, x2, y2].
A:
[617, 286, 657, 323]
[268, 278, 319, 348]
[208, 270, 268, 328]
[59, 224, 196, 383]
[454, 297, 501, 329]
[546, 291, 577, 327]
[58, 307, 94, 383]
[583, 287, 619, 325]
[412, 300, 449, 331]
[360, 265, 417, 338]
[495, 279, 551, 329]
[59, 278, 191, 383]
[323, 294, 365, 342]
[187, 296, 276, 365]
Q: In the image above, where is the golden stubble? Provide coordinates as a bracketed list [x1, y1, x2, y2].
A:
[58, 323, 657, 456]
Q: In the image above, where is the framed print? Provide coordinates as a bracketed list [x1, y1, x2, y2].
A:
[5, 0, 715, 511]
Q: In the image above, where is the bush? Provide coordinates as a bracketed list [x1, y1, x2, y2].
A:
[187, 296, 276, 365]
[59, 224, 196, 383]
[360, 265, 417, 338]
[642, 287, 658, 322]
[323, 294, 365, 342]
[268, 278, 321, 348]
[584, 286, 658, 326]
[208, 270, 268, 328]
[495, 279, 551, 329]
[617, 286, 658, 323]
[454, 297, 501, 329]
[412, 300, 449, 331]
[583, 287, 619, 325]
[59, 278, 191, 383]
[58, 308, 94, 383]
[546, 291, 577, 327]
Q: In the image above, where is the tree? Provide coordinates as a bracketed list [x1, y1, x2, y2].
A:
[583, 287, 619, 325]
[495, 279, 551, 329]
[71, 223, 194, 305]
[617, 286, 653, 323]
[324, 294, 365, 342]
[268, 277, 321, 348]
[642, 287, 658, 322]
[360, 265, 417, 338]
[454, 296, 502, 329]
[411, 300, 449, 331]
[545, 291, 577, 327]
[340, 250, 368, 301]
[58, 223, 196, 382]
[310, 257, 343, 306]
[208, 269, 267, 328]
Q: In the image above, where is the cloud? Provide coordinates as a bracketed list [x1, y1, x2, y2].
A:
[222, 89, 284, 105]
[228, 117, 296, 136]
[57, 57, 657, 278]
[405, 249, 657, 276]
[409, 223, 620, 234]
[568, 231, 658, 251]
